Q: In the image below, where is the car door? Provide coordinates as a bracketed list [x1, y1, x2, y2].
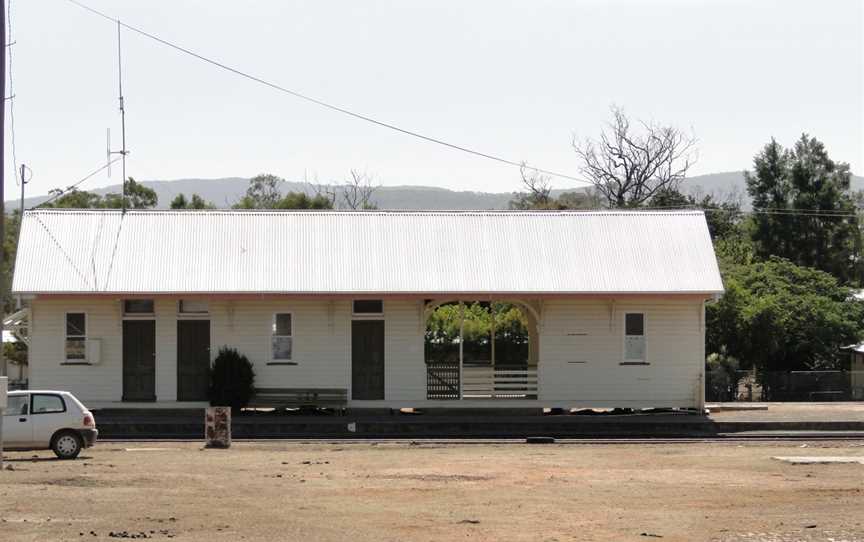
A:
[2, 394, 33, 448]
[29, 393, 69, 448]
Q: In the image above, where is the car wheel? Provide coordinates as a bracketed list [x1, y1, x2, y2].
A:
[52, 431, 83, 460]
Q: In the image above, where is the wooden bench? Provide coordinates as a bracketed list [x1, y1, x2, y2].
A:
[247, 387, 348, 411]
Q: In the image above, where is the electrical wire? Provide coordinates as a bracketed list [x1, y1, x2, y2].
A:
[50, 1, 864, 221]
[34, 157, 122, 208]
[30, 213, 95, 290]
[64, 0, 591, 185]
[635, 204, 861, 219]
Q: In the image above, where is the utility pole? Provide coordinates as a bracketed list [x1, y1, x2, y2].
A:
[1, 0, 7, 379]
[117, 20, 127, 212]
[18, 164, 24, 218]
[16, 164, 25, 310]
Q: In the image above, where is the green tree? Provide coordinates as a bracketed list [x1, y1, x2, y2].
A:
[208, 347, 255, 411]
[238, 173, 283, 209]
[425, 302, 529, 364]
[43, 178, 158, 210]
[649, 188, 742, 240]
[275, 192, 333, 210]
[746, 135, 860, 283]
[102, 178, 158, 209]
[43, 187, 103, 208]
[706, 256, 863, 373]
[3, 210, 21, 312]
[234, 174, 333, 210]
[170, 194, 188, 209]
[171, 193, 216, 209]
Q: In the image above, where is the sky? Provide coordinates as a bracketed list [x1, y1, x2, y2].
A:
[4, 0, 863, 199]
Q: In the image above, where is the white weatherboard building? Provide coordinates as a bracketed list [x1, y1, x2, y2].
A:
[12, 209, 723, 410]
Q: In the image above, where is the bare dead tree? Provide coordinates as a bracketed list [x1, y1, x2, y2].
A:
[573, 106, 697, 207]
[521, 163, 553, 205]
[340, 169, 379, 210]
[305, 170, 337, 208]
[509, 163, 556, 209]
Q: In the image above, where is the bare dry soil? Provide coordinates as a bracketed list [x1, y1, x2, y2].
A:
[1, 440, 864, 541]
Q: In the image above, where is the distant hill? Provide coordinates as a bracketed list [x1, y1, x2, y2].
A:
[683, 171, 864, 210]
[9, 172, 864, 210]
[11, 177, 528, 210]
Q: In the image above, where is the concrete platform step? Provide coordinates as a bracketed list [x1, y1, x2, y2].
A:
[92, 410, 864, 440]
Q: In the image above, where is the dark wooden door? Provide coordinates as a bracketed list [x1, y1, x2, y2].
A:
[177, 320, 211, 402]
[352, 320, 385, 400]
[123, 320, 156, 401]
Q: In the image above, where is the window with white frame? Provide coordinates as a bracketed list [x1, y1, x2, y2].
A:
[65, 312, 87, 361]
[179, 299, 209, 315]
[352, 299, 383, 315]
[124, 299, 154, 315]
[271, 313, 293, 361]
[624, 313, 646, 362]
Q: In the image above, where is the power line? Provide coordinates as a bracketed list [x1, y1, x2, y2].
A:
[638, 204, 861, 219]
[30, 212, 95, 290]
[34, 157, 122, 208]
[64, 0, 592, 186]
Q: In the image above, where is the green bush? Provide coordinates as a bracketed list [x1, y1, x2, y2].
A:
[209, 347, 255, 410]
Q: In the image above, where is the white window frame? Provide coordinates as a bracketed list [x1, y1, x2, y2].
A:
[178, 299, 210, 317]
[123, 299, 155, 318]
[270, 312, 294, 364]
[64, 311, 88, 363]
[351, 299, 385, 319]
[622, 312, 647, 364]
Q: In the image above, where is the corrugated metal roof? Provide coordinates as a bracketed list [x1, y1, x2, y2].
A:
[12, 209, 724, 295]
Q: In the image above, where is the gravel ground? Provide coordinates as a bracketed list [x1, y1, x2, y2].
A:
[1, 440, 864, 541]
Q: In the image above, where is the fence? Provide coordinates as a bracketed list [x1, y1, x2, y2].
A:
[461, 366, 538, 400]
[706, 370, 864, 402]
[426, 362, 538, 400]
[426, 361, 460, 400]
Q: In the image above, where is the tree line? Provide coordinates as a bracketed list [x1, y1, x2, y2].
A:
[509, 106, 863, 377]
[36, 168, 380, 212]
[5, 107, 862, 378]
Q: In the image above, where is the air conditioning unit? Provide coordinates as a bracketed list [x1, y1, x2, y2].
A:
[87, 339, 102, 365]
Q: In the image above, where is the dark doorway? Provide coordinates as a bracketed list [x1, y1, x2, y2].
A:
[177, 320, 211, 402]
[123, 320, 156, 401]
[351, 320, 385, 400]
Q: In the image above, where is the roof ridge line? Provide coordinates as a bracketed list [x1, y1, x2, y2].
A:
[24, 208, 705, 215]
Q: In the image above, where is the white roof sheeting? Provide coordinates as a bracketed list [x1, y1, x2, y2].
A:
[12, 209, 724, 295]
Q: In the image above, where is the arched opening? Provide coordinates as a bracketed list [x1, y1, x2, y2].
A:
[424, 300, 538, 400]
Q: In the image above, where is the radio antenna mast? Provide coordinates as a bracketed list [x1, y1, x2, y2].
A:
[107, 20, 129, 212]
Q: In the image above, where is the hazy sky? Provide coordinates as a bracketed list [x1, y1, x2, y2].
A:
[5, 0, 863, 198]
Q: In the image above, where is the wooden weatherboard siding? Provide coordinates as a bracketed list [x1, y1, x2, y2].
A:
[26, 296, 705, 409]
[539, 298, 704, 408]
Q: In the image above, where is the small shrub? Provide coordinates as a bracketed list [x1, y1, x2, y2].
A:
[209, 347, 255, 410]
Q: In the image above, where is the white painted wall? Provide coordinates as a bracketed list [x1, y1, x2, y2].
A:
[539, 298, 704, 408]
[383, 299, 425, 401]
[27, 296, 705, 409]
[29, 298, 124, 402]
[209, 298, 351, 391]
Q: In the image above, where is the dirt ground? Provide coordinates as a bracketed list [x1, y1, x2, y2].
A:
[1, 440, 864, 542]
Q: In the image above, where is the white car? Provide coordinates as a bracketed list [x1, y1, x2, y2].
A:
[2, 390, 98, 459]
